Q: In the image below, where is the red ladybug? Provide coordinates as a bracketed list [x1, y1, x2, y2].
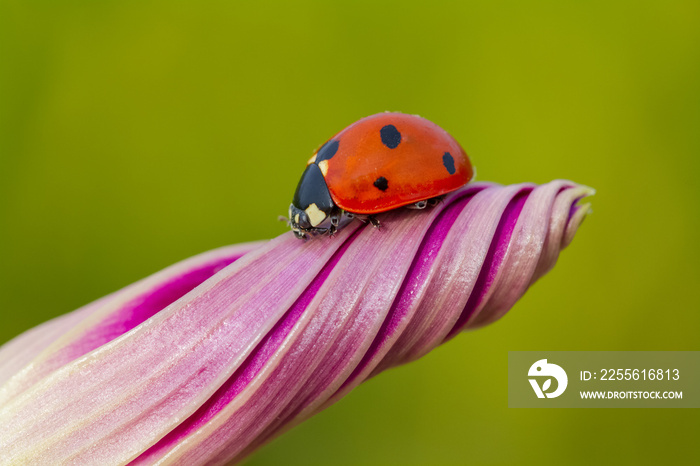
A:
[289, 112, 474, 239]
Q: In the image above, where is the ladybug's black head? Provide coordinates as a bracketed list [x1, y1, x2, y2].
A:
[289, 163, 337, 239]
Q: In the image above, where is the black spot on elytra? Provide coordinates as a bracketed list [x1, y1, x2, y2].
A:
[316, 139, 339, 162]
[442, 152, 456, 175]
[373, 176, 389, 191]
[380, 125, 401, 149]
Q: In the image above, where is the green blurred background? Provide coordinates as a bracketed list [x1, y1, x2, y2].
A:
[1, 1, 698, 464]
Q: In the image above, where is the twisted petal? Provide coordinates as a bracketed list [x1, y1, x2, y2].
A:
[0, 180, 592, 466]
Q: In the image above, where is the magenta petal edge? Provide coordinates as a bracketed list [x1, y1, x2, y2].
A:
[0, 179, 593, 466]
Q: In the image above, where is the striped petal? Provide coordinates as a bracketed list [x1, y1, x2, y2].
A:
[0, 180, 593, 466]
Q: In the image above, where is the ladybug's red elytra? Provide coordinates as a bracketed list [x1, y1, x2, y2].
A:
[289, 112, 474, 239]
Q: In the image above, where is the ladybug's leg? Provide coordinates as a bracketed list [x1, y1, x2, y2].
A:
[353, 214, 380, 228]
[427, 195, 445, 206]
[329, 207, 341, 227]
[407, 200, 428, 210]
[327, 207, 342, 236]
[406, 196, 445, 210]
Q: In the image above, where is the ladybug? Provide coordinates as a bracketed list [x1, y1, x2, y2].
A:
[288, 112, 474, 239]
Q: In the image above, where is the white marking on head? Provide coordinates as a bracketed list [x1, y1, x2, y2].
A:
[307, 154, 317, 165]
[305, 203, 326, 227]
[294, 213, 300, 224]
[318, 159, 329, 177]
